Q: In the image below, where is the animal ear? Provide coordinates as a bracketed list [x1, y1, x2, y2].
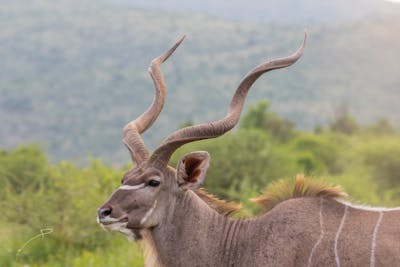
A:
[176, 151, 210, 190]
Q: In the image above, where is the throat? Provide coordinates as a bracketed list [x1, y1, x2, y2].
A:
[140, 229, 165, 267]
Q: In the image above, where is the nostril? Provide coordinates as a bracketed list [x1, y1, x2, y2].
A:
[98, 207, 112, 219]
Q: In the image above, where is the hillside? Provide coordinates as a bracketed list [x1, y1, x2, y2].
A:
[1, 0, 400, 163]
[110, 0, 400, 24]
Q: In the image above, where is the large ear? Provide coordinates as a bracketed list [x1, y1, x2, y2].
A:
[176, 151, 210, 190]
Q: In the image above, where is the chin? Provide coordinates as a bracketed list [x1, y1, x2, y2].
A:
[119, 227, 142, 242]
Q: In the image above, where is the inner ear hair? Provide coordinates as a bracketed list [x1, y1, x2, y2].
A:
[184, 157, 203, 182]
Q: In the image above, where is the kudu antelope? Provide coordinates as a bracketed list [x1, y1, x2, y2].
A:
[98, 35, 400, 266]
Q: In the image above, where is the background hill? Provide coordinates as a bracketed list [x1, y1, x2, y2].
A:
[1, 0, 400, 163]
[110, 0, 400, 24]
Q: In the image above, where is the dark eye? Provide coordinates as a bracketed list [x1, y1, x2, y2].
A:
[121, 178, 124, 184]
[148, 180, 160, 187]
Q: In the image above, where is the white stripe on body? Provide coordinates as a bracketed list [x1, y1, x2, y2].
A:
[370, 211, 384, 267]
[334, 205, 348, 267]
[308, 197, 325, 267]
[338, 200, 400, 212]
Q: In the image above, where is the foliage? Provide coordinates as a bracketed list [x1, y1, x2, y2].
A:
[359, 137, 400, 190]
[286, 132, 346, 175]
[366, 118, 395, 135]
[0, 145, 137, 266]
[240, 101, 296, 142]
[0, 145, 50, 195]
[330, 113, 359, 135]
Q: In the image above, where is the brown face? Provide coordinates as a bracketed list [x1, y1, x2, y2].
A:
[97, 164, 171, 241]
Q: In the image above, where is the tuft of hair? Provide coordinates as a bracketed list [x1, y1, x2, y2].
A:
[251, 174, 347, 213]
[195, 188, 242, 216]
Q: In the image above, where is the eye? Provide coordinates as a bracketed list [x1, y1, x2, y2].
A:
[148, 180, 160, 187]
[121, 178, 124, 184]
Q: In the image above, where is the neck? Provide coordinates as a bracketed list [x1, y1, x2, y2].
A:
[146, 190, 247, 266]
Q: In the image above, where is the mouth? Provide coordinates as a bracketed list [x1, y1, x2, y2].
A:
[97, 215, 128, 225]
[97, 216, 141, 241]
[98, 218, 128, 225]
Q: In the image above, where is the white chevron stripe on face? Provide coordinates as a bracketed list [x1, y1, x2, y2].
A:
[119, 183, 146, 190]
[140, 200, 158, 225]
